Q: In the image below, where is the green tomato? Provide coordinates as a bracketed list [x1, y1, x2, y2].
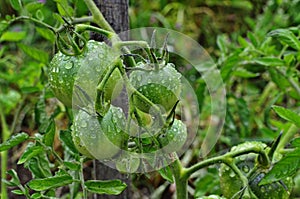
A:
[158, 119, 187, 153]
[115, 153, 140, 173]
[71, 126, 94, 159]
[219, 141, 293, 199]
[72, 105, 128, 159]
[129, 62, 181, 114]
[49, 40, 123, 107]
[135, 119, 187, 153]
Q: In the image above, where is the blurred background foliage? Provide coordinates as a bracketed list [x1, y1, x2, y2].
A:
[0, 0, 300, 198]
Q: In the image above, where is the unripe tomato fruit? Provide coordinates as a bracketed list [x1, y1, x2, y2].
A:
[72, 105, 128, 160]
[219, 141, 293, 199]
[158, 119, 187, 153]
[129, 62, 181, 114]
[136, 119, 187, 153]
[49, 40, 122, 107]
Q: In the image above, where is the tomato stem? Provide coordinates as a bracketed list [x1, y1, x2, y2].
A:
[183, 145, 270, 179]
[0, 105, 9, 199]
[83, 0, 115, 33]
[76, 24, 115, 38]
[170, 157, 188, 199]
[79, 158, 88, 199]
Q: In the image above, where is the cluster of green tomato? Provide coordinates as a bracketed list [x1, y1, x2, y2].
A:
[49, 40, 187, 171]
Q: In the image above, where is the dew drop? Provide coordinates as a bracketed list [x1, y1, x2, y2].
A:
[229, 171, 236, 178]
[239, 156, 246, 161]
[65, 61, 73, 69]
[242, 165, 250, 173]
[81, 121, 87, 128]
[137, 75, 142, 81]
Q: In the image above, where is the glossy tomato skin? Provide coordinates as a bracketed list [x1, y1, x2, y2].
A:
[134, 119, 187, 154]
[71, 127, 94, 159]
[158, 119, 187, 153]
[219, 142, 293, 199]
[49, 40, 122, 107]
[129, 62, 181, 114]
[72, 105, 128, 160]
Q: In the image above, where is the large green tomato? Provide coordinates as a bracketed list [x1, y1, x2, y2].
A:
[129, 62, 181, 114]
[219, 142, 293, 199]
[49, 40, 123, 107]
[72, 105, 128, 160]
[135, 119, 187, 153]
[158, 119, 187, 153]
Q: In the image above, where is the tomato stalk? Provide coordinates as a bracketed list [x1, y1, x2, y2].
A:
[83, 0, 115, 33]
[168, 145, 270, 198]
[0, 105, 9, 199]
[75, 24, 115, 39]
[170, 158, 188, 199]
[79, 158, 88, 199]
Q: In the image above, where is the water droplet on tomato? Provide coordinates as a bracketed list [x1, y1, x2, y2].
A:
[229, 171, 235, 178]
[81, 121, 87, 128]
[65, 62, 73, 69]
[242, 165, 250, 173]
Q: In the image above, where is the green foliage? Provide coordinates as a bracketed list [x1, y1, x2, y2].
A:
[0, 133, 29, 152]
[0, 0, 300, 199]
[84, 180, 127, 195]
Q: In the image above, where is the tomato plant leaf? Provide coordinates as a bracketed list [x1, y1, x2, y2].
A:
[11, 189, 24, 195]
[10, 0, 22, 10]
[35, 27, 55, 43]
[18, 145, 44, 164]
[0, 31, 26, 42]
[84, 180, 127, 195]
[28, 174, 73, 191]
[246, 57, 286, 67]
[272, 105, 300, 127]
[25, 152, 52, 178]
[216, 34, 228, 54]
[3, 169, 21, 186]
[63, 161, 81, 171]
[292, 137, 300, 147]
[0, 89, 21, 114]
[59, 130, 79, 154]
[43, 119, 55, 147]
[0, 21, 10, 35]
[158, 166, 174, 183]
[220, 52, 240, 81]
[233, 68, 259, 78]
[0, 132, 29, 152]
[25, 1, 44, 13]
[30, 193, 42, 199]
[259, 148, 300, 185]
[17, 43, 49, 64]
[268, 29, 300, 51]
